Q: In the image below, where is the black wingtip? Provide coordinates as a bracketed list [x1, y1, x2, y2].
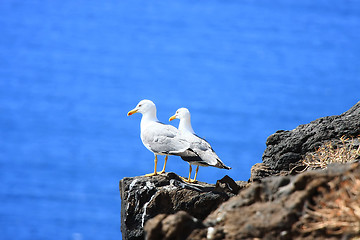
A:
[216, 160, 231, 170]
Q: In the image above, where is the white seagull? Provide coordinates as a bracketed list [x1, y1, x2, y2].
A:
[127, 100, 195, 176]
[169, 108, 231, 183]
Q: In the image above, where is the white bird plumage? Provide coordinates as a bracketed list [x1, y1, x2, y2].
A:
[169, 107, 231, 183]
[127, 100, 196, 176]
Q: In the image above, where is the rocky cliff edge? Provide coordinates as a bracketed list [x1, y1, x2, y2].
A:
[120, 101, 360, 240]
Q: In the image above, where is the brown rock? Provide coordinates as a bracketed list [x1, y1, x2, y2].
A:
[144, 211, 203, 240]
[249, 163, 277, 182]
[188, 162, 360, 240]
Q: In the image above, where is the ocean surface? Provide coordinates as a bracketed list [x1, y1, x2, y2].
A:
[0, 0, 359, 239]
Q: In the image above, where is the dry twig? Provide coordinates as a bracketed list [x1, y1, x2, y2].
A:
[302, 136, 360, 170]
[296, 175, 360, 237]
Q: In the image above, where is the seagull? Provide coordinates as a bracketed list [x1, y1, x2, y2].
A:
[169, 108, 231, 183]
[127, 100, 196, 177]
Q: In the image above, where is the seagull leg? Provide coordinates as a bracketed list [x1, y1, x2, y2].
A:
[192, 165, 199, 183]
[145, 154, 158, 177]
[187, 164, 192, 182]
[157, 155, 168, 174]
[179, 163, 192, 183]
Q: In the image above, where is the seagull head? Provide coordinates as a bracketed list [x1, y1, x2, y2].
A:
[127, 99, 156, 116]
[169, 107, 191, 121]
[169, 108, 194, 133]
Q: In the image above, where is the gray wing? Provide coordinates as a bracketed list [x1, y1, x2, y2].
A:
[189, 134, 231, 169]
[141, 122, 193, 155]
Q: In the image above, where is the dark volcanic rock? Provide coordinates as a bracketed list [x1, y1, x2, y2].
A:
[120, 102, 360, 240]
[262, 101, 360, 173]
[188, 162, 360, 240]
[119, 173, 242, 240]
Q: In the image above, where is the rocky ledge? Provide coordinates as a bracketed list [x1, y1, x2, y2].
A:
[119, 101, 360, 240]
[188, 162, 360, 240]
[256, 101, 360, 180]
[119, 172, 246, 240]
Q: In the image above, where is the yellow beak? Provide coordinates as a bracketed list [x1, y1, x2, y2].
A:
[127, 109, 138, 116]
[169, 115, 177, 121]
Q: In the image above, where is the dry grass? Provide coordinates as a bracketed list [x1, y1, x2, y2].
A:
[296, 174, 360, 237]
[302, 136, 360, 170]
[296, 137, 360, 237]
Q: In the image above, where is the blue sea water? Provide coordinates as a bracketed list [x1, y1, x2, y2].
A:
[0, 0, 359, 239]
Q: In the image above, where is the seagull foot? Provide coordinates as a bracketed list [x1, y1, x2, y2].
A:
[179, 176, 197, 183]
[144, 172, 158, 177]
[157, 170, 166, 174]
[179, 176, 189, 182]
[188, 178, 197, 183]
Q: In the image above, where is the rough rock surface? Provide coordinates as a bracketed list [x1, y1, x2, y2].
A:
[188, 161, 360, 240]
[119, 172, 243, 240]
[261, 101, 360, 176]
[120, 102, 360, 240]
[144, 211, 203, 240]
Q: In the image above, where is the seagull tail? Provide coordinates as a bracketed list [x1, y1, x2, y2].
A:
[215, 159, 231, 170]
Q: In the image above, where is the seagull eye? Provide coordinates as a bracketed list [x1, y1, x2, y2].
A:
[139, 104, 142, 107]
